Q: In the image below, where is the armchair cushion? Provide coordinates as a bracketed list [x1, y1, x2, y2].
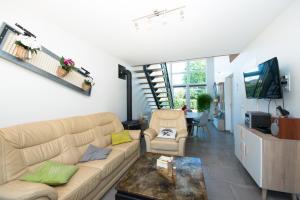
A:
[157, 128, 176, 139]
[151, 138, 178, 151]
[143, 128, 157, 140]
[0, 180, 58, 200]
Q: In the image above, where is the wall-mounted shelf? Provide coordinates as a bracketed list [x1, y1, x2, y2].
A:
[0, 23, 92, 96]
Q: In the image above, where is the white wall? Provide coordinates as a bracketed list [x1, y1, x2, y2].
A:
[0, 8, 146, 127]
[206, 57, 215, 117]
[214, 56, 232, 83]
[230, 0, 300, 127]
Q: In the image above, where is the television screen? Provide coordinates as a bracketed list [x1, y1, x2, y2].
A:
[243, 57, 282, 99]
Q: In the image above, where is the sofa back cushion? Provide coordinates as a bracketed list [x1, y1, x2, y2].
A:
[62, 113, 124, 157]
[0, 119, 79, 185]
[0, 112, 124, 185]
[149, 110, 187, 133]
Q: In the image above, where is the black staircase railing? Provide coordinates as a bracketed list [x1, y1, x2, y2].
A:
[161, 63, 174, 108]
[143, 65, 161, 109]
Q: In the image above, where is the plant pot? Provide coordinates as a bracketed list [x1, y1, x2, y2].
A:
[82, 83, 91, 91]
[56, 67, 68, 77]
[14, 45, 28, 60]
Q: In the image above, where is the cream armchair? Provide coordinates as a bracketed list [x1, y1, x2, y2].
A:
[144, 110, 188, 156]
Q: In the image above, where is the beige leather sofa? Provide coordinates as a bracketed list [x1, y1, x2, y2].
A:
[0, 112, 140, 200]
[144, 110, 188, 156]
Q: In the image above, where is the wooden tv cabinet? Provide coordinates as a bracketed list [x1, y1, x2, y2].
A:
[234, 124, 300, 200]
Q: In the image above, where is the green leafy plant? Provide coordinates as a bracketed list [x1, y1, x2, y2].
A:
[83, 77, 95, 86]
[197, 93, 212, 112]
[15, 41, 39, 54]
[59, 57, 75, 72]
[15, 34, 41, 54]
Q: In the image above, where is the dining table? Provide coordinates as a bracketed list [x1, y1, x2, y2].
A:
[185, 111, 202, 120]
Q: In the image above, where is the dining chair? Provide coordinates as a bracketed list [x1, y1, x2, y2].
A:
[191, 111, 210, 137]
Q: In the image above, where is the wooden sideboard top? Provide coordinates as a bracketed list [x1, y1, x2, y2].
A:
[238, 124, 300, 142]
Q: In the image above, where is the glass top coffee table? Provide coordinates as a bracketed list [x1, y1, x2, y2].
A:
[116, 153, 208, 200]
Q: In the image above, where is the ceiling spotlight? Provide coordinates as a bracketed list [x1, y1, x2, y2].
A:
[134, 22, 139, 30]
[180, 9, 184, 20]
[132, 5, 186, 30]
[146, 18, 152, 30]
[162, 10, 167, 26]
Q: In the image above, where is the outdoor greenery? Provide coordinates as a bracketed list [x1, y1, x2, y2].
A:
[182, 60, 206, 84]
[197, 93, 212, 112]
[173, 60, 207, 110]
[190, 87, 206, 110]
[174, 88, 185, 109]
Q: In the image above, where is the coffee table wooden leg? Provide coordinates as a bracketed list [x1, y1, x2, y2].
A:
[262, 189, 267, 200]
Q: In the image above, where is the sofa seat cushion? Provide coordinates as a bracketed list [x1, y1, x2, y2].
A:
[54, 166, 102, 200]
[112, 140, 139, 159]
[151, 138, 178, 151]
[78, 149, 125, 178]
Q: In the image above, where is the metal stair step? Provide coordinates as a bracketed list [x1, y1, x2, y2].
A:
[139, 81, 165, 85]
[144, 92, 167, 94]
[149, 104, 169, 106]
[147, 100, 169, 103]
[145, 94, 167, 97]
[143, 88, 167, 91]
[136, 75, 164, 79]
[133, 68, 162, 73]
[148, 101, 169, 104]
[142, 85, 167, 89]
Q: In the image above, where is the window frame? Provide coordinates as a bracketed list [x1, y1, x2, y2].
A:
[169, 60, 208, 110]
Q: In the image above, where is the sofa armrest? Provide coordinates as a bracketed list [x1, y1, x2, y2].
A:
[0, 180, 58, 200]
[128, 130, 141, 140]
[143, 128, 157, 141]
[176, 129, 188, 142]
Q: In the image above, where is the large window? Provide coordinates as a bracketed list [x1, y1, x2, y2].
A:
[168, 59, 207, 110]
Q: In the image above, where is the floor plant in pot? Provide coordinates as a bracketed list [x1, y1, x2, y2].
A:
[57, 57, 75, 77]
[197, 93, 212, 112]
[14, 34, 41, 60]
[82, 77, 95, 91]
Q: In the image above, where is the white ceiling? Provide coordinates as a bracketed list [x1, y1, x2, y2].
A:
[4, 0, 293, 65]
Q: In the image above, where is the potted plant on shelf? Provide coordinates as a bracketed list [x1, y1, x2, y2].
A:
[197, 93, 212, 112]
[14, 34, 41, 60]
[57, 57, 75, 77]
[82, 77, 95, 91]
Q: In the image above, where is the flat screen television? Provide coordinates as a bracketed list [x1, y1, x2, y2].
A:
[243, 57, 282, 99]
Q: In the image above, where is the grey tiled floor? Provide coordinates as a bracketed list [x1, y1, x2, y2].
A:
[103, 123, 294, 200]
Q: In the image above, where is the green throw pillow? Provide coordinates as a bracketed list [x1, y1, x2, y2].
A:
[112, 130, 132, 145]
[20, 161, 78, 186]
